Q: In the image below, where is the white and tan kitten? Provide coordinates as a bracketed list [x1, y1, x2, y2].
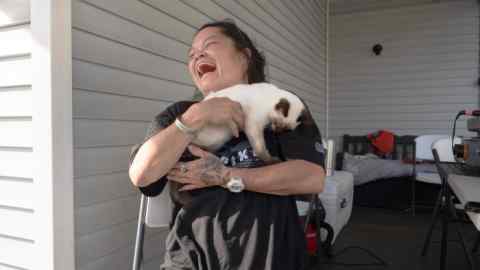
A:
[193, 82, 306, 162]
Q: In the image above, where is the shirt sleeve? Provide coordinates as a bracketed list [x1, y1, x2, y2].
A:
[275, 108, 325, 168]
[129, 101, 196, 197]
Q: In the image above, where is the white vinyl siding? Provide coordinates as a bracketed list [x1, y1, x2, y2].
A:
[0, 1, 34, 270]
[329, 0, 479, 139]
[72, 0, 327, 269]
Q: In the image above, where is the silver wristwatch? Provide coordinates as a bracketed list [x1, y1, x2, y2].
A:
[226, 176, 245, 193]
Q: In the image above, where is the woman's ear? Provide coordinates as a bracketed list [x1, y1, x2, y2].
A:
[243, 48, 252, 61]
[245, 48, 252, 59]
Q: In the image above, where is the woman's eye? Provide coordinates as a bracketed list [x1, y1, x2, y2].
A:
[203, 41, 217, 49]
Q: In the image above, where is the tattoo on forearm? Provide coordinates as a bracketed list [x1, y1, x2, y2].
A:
[199, 155, 226, 186]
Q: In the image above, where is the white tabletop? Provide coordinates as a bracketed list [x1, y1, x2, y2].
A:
[448, 174, 480, 231]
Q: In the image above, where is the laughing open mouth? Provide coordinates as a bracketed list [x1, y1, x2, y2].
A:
[197, 62, 216, 79]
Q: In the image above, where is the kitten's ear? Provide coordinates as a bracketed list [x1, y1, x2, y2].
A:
[275, 98, 290, 117]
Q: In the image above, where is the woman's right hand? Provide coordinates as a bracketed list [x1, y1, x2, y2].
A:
[181, 97, 245, 137]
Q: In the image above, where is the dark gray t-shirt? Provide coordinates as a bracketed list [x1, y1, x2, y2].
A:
[131, 101, 325, 270]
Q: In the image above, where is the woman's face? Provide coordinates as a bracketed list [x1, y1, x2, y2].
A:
[188, 27, 250, 96]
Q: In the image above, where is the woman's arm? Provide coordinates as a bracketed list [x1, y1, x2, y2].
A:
[129, 123, 193, 187]
[167, 146, 325, 195]
[129, 98, 245, 187]
[230, 160, 325, 195]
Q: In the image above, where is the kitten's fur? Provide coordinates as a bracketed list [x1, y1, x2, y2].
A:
[195, 82, 306, 161]
[171, 83, 307, 205]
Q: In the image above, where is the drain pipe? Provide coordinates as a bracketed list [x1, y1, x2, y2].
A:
[326, 0, 330, 139]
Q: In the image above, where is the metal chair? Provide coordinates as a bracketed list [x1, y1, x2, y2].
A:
[421, 138, 474, 270]
[132, 184, 172, 270]
[411, 135, 449, 215]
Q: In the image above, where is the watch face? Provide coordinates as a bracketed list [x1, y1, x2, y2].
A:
[228, 177, 244, 193]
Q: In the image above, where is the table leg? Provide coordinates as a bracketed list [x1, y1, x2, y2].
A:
[473, 232, 480, 253]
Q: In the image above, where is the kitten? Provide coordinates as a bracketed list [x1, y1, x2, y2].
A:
[171, 83, 307, 205]
[194, 82, 306, 161]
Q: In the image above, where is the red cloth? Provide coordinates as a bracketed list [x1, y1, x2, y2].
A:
[367, 130, 395, 156]
[305, 223, 317, 255]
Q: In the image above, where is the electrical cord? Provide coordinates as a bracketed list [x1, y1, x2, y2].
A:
[304, 192, 389, 268]
[451, 111, 463, 164]
[315, 245, 388, 267]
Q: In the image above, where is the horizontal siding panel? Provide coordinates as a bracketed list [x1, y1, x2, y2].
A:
[252, 0, 324, 52]
[333, 27, 477, 47]
[76, 220, 160, 267]
[0, 236, 33, 269]
[330, 120, 467, 131]
[332, 0, 476, 20]
[331, 86, 477, 98]
[333, 16, 477, 38]
[211, 0, 320, 67]
[0, 88, 32, 117]
[0, 207, 33, 240]
[331, 77, 476, 92]
[77, 230, 167, 270]
[333, 71, 475, 87]
[219, 0, 324, 55]
[139, 0, 211, 31]
[332, 53, 477, 74]
[72, 29, 191, 85]
[278, 0, 325, 45]
[332, 112, 470, 123]
[331, 0, 432, 14]
[0, 119, 32, 148]
[72, 60, 195, 102]
[72, 1, 190, 63]
[75, 172, 136, 208]
[74, 119, 149, 148]
[0, 57, 31, 88]
[269, 66, 324, 98]
[333, 35, 477, 57]
[73, 89, 170, 121]
[76, 195, 139, 237]
[74, 146, 130, 178]
[81, 0, 195, 45]
[330, 103, 477, 114]
[0, 149, 32, 178]
[332, 95, 473, 107]
[0, 0, 30, 27]
[261, 0, 324, 48]
[0, 25, 31, 57]
[0, 178, 33, 209]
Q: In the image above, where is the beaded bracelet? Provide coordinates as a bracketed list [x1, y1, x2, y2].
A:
[174, 117, 196, 138]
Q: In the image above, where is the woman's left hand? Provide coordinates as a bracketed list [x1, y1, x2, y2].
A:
[167, 145, 230, 191]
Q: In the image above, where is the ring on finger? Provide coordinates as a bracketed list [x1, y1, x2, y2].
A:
[180, 163, 188, 174]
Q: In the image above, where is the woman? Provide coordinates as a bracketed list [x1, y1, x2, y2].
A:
[129, 20, 325, 270]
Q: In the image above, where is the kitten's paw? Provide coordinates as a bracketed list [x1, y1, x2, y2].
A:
[255, 150, 273, 162]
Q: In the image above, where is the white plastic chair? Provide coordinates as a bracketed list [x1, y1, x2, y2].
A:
[411, 135, 448, 215]
[421, 137, 474, 270]
[132, 183, 172, 270]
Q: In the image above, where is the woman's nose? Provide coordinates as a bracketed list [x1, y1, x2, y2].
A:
[193, 50, 206, 61]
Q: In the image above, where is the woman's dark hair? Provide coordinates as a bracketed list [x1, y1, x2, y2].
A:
[197, 20, 266, 84]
